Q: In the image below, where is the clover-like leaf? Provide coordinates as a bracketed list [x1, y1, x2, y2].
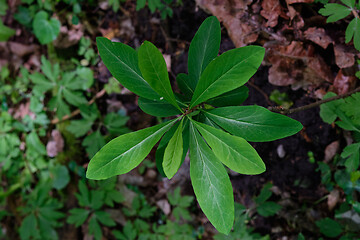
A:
[33, 11, 60, 44]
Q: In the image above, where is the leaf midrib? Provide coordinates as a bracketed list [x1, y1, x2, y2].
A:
[192, 127, 226, 229]
[144, 45, 174, 103]
[197, 20, 214, 79]
[99, 40, 149, 88]
[194, 122, 263, 169]
[191, 50, 262, 107]
[205, 111, 285, 128]
[93, 123, 170, 174]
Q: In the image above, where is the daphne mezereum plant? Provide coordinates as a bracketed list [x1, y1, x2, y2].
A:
[86, 16, 303, 234]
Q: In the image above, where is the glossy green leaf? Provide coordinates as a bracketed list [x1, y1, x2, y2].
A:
[156, 122, 180, 177]
[86, 119, 176, 180]
[189, 122, 234, 234]
[188, 16, 221, 88]
[190, 46, 265, 108]
[96, 37, 159, 100]
[163, 119, 184, 179]
[33, 11, 60, 44]
[206, 86, 249, 107]
[205, 106, 303, 142]
[156, 119, 189, 177]
[176, 73, 194, 97]
[138, 41, 181, 111]
[138, 97, 181, 117]
[192, 120, 265, 175]
[319, 3, 352, 23]
[345, 17, 360, 51]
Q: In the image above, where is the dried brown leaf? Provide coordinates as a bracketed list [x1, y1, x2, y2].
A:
[331, 69, 357, 95]
[327, 189, 340, 211]
[324, 141, 340, 163]
[334, 45, 355, 68]
[304, 27, 333, 49]
[266, 41, 332, 87]
[156, 199, 171, 215]
[46, 129, 64, 157]
[9, 42, 39, 57]
[260, 0, 283, 27]
[286, 0, 314, 4]
[195, 0, 258, 47]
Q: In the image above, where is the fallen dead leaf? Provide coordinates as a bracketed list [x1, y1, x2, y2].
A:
[286, 0, 314, 3]
[53, 24, 84, 48]
[195, 0, 258, 47]
[327, 189, 340, 211]
[156, 199, 171, 215]
[304, 27, 333, 49]
[334, 45, 355, 68]
[330, 69, 357, 95]
[260, 0, 283, 27]
[46, 129, 64, 157]
[324, 140, 340, 163]
[266, 41, 333, 88]
[163, 54, 172, 72]
[9, 42, 39, 57]
[10, 101, 30, 120]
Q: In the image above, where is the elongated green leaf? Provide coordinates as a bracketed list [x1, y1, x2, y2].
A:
[86, 119, 177, 180]
[163, 119, 184, 179]
[188, 16, 221, 88]
[205, 106, 303, 142]
[138, 41, 181, 111]
[206, 86, 249, 107]
[192, 120, 265, 175]
[156, 122, 180, 177]
[138, 97, 181, 117]
[156, 119, 189, 177]
[176, 73, 193, 97]
[345, 17, 360, 51]
[189, 122, 234, 234]
[96, 37, 159, 100]
[190, 46, 265, 108]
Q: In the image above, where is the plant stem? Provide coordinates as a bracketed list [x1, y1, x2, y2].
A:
[269, 87, 360, 115]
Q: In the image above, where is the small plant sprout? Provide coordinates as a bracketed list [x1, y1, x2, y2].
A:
[86, 16, 303, 234]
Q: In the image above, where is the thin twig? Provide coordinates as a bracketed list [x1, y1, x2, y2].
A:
[247, 81, 273, 106]
[51, 89, 106, 124]
[269, 87, 360, 115]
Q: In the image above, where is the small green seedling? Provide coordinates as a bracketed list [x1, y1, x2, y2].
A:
[319, 0, 360, 51]
[86, 16, 302, 234]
